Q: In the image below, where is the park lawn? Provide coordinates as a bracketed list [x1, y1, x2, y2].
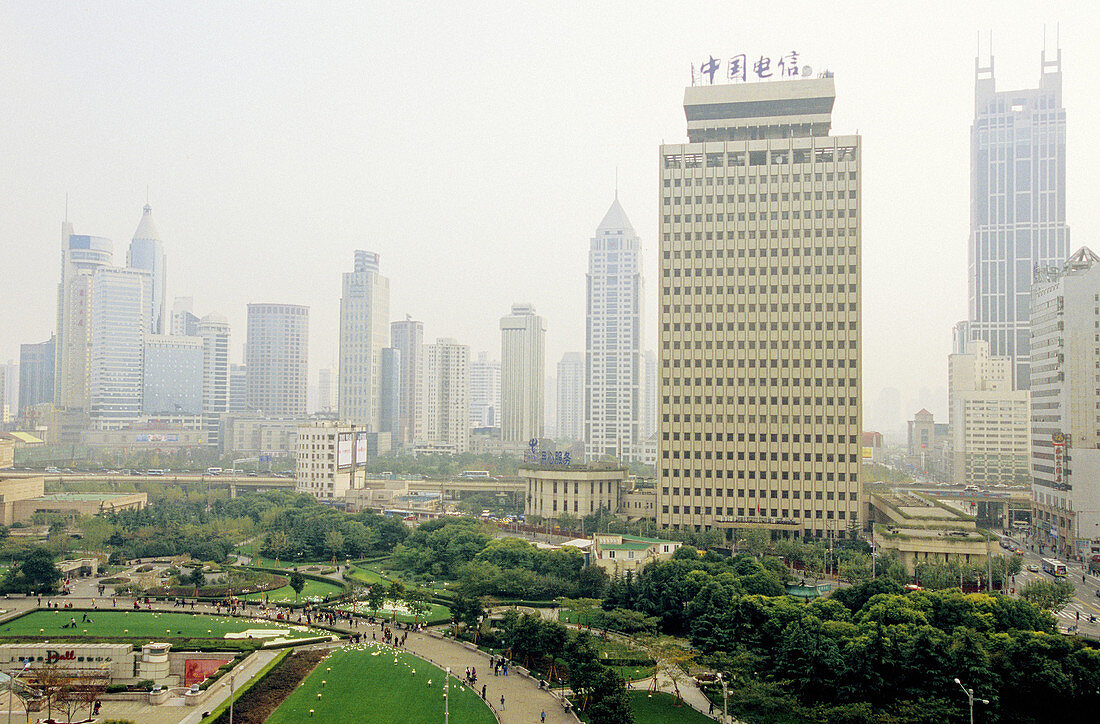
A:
[610, 664, 657, 681]
[0, 610, 327, 641]
[347, 566, 386, 585]
[626, 691, 715, 723]
[335, 600, 451, 625]
[266, 643, 495, 724]
[239, 577, 344, 604]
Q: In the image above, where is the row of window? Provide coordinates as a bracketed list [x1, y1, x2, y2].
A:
[663, 505, 850, 519]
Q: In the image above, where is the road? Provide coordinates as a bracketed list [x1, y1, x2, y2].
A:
[1000, 532, 1100, 635]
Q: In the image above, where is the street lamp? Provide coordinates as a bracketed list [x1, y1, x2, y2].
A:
[716, 673, 730, 724]
[229, 673, 236, 724]
[444, 667, 451, 724]
[8, 659, 30, 724]
[954, 677, 988, 724]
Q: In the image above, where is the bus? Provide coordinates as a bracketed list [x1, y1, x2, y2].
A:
[146, 469, 167, 476]
[459, 470, 491, 479]
[1041, 558, 1068, 577]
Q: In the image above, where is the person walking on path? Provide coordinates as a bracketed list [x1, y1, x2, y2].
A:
[541, 710, 546, 722]
[500, 694, 506, 710]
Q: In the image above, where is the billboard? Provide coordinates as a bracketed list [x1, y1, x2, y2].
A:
[355, 432, 368, 465]
[337, 432, 353, 468]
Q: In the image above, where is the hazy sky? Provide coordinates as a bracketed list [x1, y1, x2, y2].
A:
[3, 1, 1099, 426]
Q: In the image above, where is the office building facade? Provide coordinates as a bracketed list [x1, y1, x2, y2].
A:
[421, 338, 470, 454]
[585, 198, 645, 461]
[657, 75, 862, 540]
[391, 317, 424, 446]
[556, 352, 584, 441]
[1030, 248, 1100, 558]
[88, 267, 150, 426]
[127, 204, 167, 335]
[500, 304, 545, 444]
[55, 225, 113, 412]
[967, 51, 1070, 389]
[245, 304, 308, 416]
[141, 334, 203, 415]
[18, 337, 55, 419]
[338, 251, 390, 429]
[198, 314, 230, 447]
[469, 351, 501, 429]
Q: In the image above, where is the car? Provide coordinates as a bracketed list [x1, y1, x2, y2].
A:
[1027, 564, 1040, 572]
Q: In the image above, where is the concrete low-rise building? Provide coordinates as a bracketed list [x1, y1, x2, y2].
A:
[589, 533, 681, 576]
[521, 464, 626, 520]
[621, 485, 657, 522]
[0, 477, 146, 524]
[868, 490, 993, 573]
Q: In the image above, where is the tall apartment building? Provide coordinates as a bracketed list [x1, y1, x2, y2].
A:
[948, 339, 1030, 487]
[500, 304, 545, 444]
[967, 50, 1070, 390]
[469, 352, 501, 429]
[556, 352, 584, 441]
[1030, 247, 1100, 558]
[141, 334, 203, 415]
[18, 336, 55, 419]
[338, 251, 390, 429]
[88, 267, 150, 426]
[317, 368, 336, 413]
[245, 304, 308, 416]
[228, 364, 248, 413]
[55, 224, 113, 412]
[421, 338, 470, 454]
[295, 422, 364, 502]
[198, 314, 230, 447]
[171, 297, 200, 336]
[379, 347, 401, 435]
[127, 204, 167, 335]
[390, 316, 424, 445]
[585, 198, 645, 462]
[657, 75, 862, 540]
[644, 349, 657, 440]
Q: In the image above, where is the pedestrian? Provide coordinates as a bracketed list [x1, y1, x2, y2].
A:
[500, 694, 505, 710]
[541, 710, 546, 723]
[481, 684, 486, 700]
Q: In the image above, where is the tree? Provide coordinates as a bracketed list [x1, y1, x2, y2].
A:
[576, 565, 610, 598]
[289, 571, 306, 601]
[1018, 579, 1075, 614]
[188, 566, 206, 589]
[323, 530, 345, 560]
[1, 548, 60, 594]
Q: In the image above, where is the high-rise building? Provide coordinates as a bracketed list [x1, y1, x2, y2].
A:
[19, 336, 55, 419]
[141, 334, 203, 415]
[317, 368, 336, 413]
[644, 349, 657, 439]
[198, 314, 230, 447]
[245, 304, 308, 417]
[55, 224, 113, 412]
[228, 364, 248, 413]
[947, 339, 1030, 487]
[500, 303, 545, 445]
[1030, 247, 1100, 558]
[469, 351, 501, 429]
[89, 267, 150, 425]
[421, 338, 470, 454]
[967, 50, 1070, 390]
[556, 353, 584, 441]
[171, 297, 200, 336]
[391, 317, 424, 445]
[380, 347, 401, 435]
[127, 204, 167, 335]
[585, 199, 645, 461]
[338, 251, 390, 429]
[657, 75, 862, 540]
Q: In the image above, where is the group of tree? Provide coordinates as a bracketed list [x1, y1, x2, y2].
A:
[602, 551, 1100, 722]
[0, 547, 61, 594]
[389, 517, 609, 599]
[258, 495, 408, 561]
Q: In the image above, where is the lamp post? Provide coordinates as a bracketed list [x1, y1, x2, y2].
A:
[716, 673, 729, 724]
[229, 673, 235, 724]
[954, 677, 988, 724]
[444, 667, 451, 724]
[7, 659, 29, 724]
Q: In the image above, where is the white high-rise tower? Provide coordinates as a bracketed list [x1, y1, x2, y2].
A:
[585, 197, 645, 462]
[500, 304, 545, 445]
[339, 251, 390, 429]
[55, 223, 113, 412]
[556, 352, 584, 441]
[127, 204, 167, 334]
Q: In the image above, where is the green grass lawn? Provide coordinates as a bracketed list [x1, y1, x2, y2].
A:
[334, 599, 451, 624]
[347, 566, 386, 585]
[239, 577, 345, 604]
[266, 644, 495, 724]
[0, 610, 328, 642]
[626, 691, 715, 723]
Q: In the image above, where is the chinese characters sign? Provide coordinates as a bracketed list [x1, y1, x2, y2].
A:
[691, 52, 812, 86]
[525, 439, 571, 466]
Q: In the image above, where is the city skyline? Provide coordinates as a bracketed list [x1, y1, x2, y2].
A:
[4, 4, 1100, 429]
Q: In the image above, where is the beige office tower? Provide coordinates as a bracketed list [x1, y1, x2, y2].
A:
[947, 339, 1030, 487]
[1030, 248, 1100, 558]
[338, 251, 390, 429]
[657, 76, 862, 541]
[500, 304, 545, 445]
[421, 338, 470, 454]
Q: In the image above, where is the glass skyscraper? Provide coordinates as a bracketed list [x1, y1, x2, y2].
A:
[968, 50, 1069, 390]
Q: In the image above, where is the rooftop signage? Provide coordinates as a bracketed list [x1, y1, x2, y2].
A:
[690, 52, 818, 86]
